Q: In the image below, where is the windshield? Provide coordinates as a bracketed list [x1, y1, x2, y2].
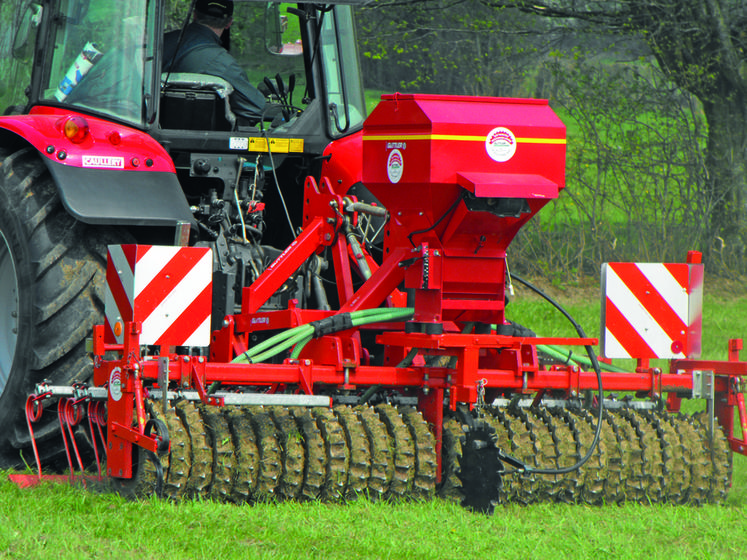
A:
[320, 6, 365, 136]
[41, 0, 154, 126]
[162, 1, 307, 104]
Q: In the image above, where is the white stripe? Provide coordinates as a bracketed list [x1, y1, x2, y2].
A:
[602, 327, 631, 359]
[107, 245, 135, 308]
[182, 315, 212, 347]
[141, 250, 212, 345]
[636, 263, 688, 324]
[606, 267, 684, 359]
[103, 281, 123, 344]
[134, 246, 181, 297]
[688, 269, 703, 329]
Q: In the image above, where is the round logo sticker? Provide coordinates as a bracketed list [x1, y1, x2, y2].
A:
[109, 367, 123, 402]
[485, 127, 517, 162]
[387, 149, 403, 183]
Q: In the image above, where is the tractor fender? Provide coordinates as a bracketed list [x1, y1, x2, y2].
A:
[0, 107, 192, 227]
[321, 130, 363, 195]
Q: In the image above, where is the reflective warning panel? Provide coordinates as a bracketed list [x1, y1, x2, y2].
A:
[104, 245, 212, 347]
[601, 261, 703, 360]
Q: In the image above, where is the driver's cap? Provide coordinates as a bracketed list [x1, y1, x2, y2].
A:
[195, 0, 234, 18]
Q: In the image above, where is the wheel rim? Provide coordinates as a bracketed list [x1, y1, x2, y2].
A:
[0, 231, 18, 394]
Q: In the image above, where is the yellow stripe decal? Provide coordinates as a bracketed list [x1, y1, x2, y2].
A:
[363, 134, 565, 144]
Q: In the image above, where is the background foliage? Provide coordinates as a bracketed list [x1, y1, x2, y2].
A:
[356, 0, 745, 281]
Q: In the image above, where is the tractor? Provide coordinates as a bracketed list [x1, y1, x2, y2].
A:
[0, 0, 744, 512]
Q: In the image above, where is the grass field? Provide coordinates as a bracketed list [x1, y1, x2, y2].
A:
[1, 279, 745, 559]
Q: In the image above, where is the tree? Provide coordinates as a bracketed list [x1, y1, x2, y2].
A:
[357, 1, 553, 97]
[477, 0, 747, 272]
[362, 0, 747, 273]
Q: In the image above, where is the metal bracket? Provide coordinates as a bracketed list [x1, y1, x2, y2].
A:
[692, 370, 715, 441]
[692, 370, 714, 399]
[158, 356, 169, 418]
[174, 220, 190, 246]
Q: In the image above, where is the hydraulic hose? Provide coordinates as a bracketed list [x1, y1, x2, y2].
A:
[289, 307, 414, 359]
[508, 273, 604, 476]
[232, 307, 414, 364]
[537, 344, 628, 373]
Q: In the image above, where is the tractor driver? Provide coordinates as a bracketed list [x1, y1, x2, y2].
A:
[163, 0, 266, 124]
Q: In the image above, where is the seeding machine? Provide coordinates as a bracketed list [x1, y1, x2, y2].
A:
[0, 1, 744, 512]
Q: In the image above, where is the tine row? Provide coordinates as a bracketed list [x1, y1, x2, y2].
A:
[443, 406, 732, 505]
[113, 402, 731, 506]
[118, 402, 437, 503]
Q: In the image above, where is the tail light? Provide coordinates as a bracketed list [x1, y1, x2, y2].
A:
[63, 116, 89, 144]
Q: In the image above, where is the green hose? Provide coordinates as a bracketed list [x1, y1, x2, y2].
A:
[537, 344, 628, 373]
[289, 307, 414, 359]
[233, 307, 414, 364]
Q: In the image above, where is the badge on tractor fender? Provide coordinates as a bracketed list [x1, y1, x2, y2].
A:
[387, 149, 403, 183]
[485, 127, 517, 162]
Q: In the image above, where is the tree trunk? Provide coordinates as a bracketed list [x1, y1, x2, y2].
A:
[701, 88, 747, 269]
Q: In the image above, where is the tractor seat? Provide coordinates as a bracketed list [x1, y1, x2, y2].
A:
[160, 72, 236, 131]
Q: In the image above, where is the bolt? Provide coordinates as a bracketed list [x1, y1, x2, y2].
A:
[183, 356, 189, 363]
[198, 356, 205, 363]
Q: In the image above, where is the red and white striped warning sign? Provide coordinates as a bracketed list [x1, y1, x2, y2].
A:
[601, 261, 702, 359]
[104, 245, 212, 347]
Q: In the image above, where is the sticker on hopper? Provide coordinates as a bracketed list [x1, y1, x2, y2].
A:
[109, 367, 123, 401]
[485, 127, 517, 162]
[387, 149, 403, 183]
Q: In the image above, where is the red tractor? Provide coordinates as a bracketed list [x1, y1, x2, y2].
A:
[0, 0, 743, 511]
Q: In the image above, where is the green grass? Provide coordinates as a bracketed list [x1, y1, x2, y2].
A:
[1, 470, 746, 560]
[365, 88, 389, 115]
[505, 277, 747, 363]
[2, 279, 746, 559]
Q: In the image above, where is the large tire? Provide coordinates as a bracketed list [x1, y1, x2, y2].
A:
[0, 146, 111, 469]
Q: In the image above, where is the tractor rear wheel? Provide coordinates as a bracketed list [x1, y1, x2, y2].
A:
[0, 146, 110, 469]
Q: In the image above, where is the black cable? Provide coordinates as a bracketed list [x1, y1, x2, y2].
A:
[508, 273, 604, 476]
[407, 192, 466, 247]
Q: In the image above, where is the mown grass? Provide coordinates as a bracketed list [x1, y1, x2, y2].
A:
[505, 277, 747, 362]
[1, 279, 745, 559]
[0, 469, 745, 560]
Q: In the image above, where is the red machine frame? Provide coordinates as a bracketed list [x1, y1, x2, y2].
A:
[14, 94, 747, 488]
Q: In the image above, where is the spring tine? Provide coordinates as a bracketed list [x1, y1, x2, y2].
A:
[24, 395, 45, 481]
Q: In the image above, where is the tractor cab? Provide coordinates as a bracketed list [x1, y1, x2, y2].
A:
[1, 0, 369, 252]
[4, 0, 366, 144]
